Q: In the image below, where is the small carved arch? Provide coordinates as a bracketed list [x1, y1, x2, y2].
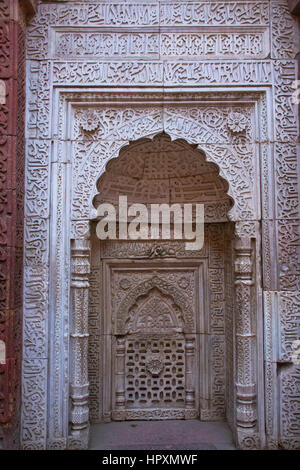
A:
[115, 276, 195, 335]
[125, 287, 184, 334]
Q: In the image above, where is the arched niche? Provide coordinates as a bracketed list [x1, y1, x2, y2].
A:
[92, 132, 233, 224]
[70, 130, 260, 451]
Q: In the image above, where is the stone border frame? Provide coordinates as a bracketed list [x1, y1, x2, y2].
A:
[23, 83, 273, 449]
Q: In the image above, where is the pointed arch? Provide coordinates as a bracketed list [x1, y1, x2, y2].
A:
[92, 132, 234, 223]
[115, 275, 195, 335]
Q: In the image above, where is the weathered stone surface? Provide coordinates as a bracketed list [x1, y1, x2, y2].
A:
[0, 0, 28, 450]
[0, 0, 295, 451]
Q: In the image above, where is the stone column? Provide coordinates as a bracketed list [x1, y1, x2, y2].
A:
[185, 335, 196, 418]
[69, 239, 91, 449]
[112, 337, 126, 421]
[234, 223, 258, 449]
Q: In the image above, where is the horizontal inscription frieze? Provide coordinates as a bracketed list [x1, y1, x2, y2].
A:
[34, 2, 269, 27]
[54, 30, 269, 59]
[53, 61, 272, 85]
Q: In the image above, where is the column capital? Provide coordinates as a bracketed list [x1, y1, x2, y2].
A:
[234, 221, 259, 241]
[71, 239, 91, 287]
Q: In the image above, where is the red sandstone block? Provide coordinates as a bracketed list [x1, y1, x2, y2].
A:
[1, 203, 17, 249]
[15, 217, 24, 249]
[0, 284, 8, 312]
[0, 21, 18, 79]
[6, 246, 16, 308]
[0, 325, 15, 359]
[10, 247, 23, 309]
[0, 136, 16, 191]
[0, 1, 11, 21]
[7, 137, 16, 190]
[0, 358, 15, 424]
[0, 245, 9, 312]
[0, 1, 25, 22]
[0, 189, 8, 217]
[0, 136, 8, 192]
[0, 213, 10, 248]
[0, 308, 5, 338]
[12, 306, 21, 359]
[0, 79, 17, 137]
[0, 310, 14, 359]
[0, 363, 9, 421]
[0, 246, 14, 312]
[0, 1, 37, 23]
[5, 79, 17, 136]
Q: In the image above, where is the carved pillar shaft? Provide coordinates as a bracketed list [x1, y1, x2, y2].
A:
[114, 337, 126, 413]
[185, 335, 196, 410]
[69, 239, 91, 448]
[234, 233, 257, 439]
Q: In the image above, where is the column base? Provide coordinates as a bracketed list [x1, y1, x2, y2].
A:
[68, 427, 89, 450]
[235, 428, 262, 450]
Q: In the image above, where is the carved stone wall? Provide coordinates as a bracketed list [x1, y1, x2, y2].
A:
[0, 0, 37, 450]
[21, 0, 300, 451]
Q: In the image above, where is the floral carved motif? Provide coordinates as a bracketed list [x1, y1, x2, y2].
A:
[145, 351, 164, 377]
[227, 112, 247, 133]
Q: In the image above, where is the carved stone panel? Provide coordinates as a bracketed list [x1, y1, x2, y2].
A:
[110, 266, 198, 421]
[89, 222, 230, 424]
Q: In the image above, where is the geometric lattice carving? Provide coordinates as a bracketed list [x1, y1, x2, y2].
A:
[125, 336, 185, 409]
[109, 264, 199, 421]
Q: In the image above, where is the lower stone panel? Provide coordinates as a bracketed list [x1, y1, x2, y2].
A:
[112, 408, 198, 421]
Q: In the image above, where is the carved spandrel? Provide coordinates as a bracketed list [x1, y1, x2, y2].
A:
[73, 125, 255, 223]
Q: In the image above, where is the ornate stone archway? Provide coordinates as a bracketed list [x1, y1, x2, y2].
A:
[68, 129, 261, 449]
